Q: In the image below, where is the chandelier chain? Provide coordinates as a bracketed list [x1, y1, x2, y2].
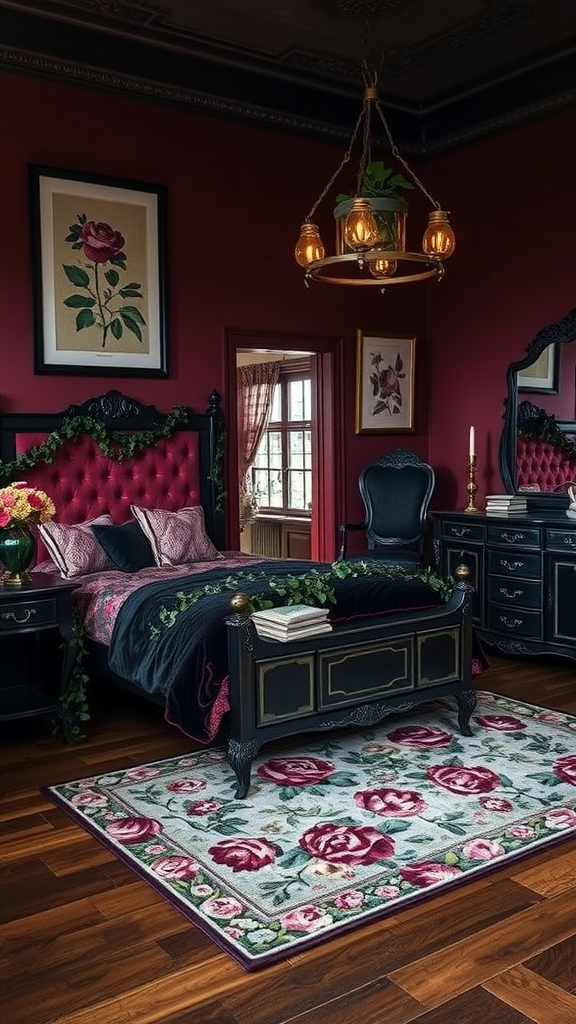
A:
[374, 101, 440, 209]
[305, 105, 366, 221]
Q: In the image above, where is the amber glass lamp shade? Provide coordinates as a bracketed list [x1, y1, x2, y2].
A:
[369, 257, 398, 279]
[344, 199, 379, 250]
[294, 223, 325, 267]
[422, 210, 456, 259]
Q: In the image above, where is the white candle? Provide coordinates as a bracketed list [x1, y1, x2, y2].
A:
[469, 425, 475, 458]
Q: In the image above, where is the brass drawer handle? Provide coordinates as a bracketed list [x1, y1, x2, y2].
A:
[1, 608, 37, 624]
[450, 526, 471, 537]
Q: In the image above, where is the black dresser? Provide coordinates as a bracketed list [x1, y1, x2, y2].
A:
[433, 510, 576, 662]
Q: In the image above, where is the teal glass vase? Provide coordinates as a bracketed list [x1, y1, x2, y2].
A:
[0, 524, 37, 586]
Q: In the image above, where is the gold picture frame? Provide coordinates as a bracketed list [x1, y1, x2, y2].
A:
[355, 330, 416, 434]
[29, 165, 168, 377]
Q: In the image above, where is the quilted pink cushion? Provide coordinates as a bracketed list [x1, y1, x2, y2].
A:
[38, 514, 115, 578]
[130, 505, 223, 566]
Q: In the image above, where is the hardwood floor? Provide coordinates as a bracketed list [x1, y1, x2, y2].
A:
[1, 652, 575, 1024]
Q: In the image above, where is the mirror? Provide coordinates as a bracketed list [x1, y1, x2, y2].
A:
[498, 307, 576, 509]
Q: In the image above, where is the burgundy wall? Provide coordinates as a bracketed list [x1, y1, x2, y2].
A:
[2, 69, 575, 530]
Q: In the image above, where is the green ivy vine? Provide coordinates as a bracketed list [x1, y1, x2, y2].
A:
[208, 422, 227, 512]
[519, 407, 576, 462]
[0, 404, 190, 482]
[53, 611, 90, 743]
[151, 560, 455, 635]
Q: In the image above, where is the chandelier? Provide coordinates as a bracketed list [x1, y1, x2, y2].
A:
[294, 64, 455, 289]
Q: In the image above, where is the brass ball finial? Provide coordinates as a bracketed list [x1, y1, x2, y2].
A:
[454, 564, 470, 583]
[230, 592, 251, 614]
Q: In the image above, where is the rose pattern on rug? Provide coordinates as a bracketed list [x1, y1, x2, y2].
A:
[47, 692, 576, 970]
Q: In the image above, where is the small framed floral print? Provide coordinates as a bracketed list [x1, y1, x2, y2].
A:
[355, 330, 416, 434]
[29, 165, 168, 377]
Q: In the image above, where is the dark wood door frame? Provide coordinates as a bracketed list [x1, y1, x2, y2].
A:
[224, 329, 344, 562]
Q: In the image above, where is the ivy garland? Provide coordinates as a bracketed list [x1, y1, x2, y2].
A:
[519, 408, 576, 463]
[151, 560, 455, 635]
[0, 404, 189, 482]
[53, 612, 90, 744]
[207, 422, 227, 513]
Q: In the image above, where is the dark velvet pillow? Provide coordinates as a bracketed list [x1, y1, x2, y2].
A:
[91, 519, 156, 572]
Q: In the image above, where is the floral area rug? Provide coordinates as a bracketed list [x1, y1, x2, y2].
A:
[46, 691, 576, 970]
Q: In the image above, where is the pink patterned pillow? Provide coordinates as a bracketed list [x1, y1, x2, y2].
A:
[38, 515, 115, 578]
[130, 505, 223, 566]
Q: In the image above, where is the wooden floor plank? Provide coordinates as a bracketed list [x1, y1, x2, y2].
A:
[483, 965, 576, 1023]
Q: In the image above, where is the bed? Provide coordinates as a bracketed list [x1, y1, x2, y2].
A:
[0, 390, 484, 797]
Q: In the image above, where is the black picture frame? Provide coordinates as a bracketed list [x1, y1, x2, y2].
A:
[29, 165, 169, 377]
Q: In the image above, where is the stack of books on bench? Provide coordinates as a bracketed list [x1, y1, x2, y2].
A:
[485, 494, 528, 515]
[251, 604, 332, 642]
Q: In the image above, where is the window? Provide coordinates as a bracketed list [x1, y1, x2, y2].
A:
[252, 367, 312, 515]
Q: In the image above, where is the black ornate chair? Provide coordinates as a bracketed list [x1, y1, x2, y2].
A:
[337, 448, 435, 567]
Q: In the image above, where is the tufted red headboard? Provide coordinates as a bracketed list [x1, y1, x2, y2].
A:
[0, 390, 225, 563]
[516, 437, 576, 493]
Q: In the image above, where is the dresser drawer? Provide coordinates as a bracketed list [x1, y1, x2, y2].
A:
[0, 597, 58, 632]
[441, 521, 485, 543]
[546, 529, 576, 554]
[487, 575, 541, 609]
[487, 525, 540, 549]
[487, 604, 541, 639]
[488, 550, 541, 579]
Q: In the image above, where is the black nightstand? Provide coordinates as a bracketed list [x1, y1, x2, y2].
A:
[0, 572, 80, 726]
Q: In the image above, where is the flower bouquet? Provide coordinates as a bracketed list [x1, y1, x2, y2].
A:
[0, 481, 56, 585]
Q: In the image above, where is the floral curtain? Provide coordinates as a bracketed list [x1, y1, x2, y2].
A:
[237, 361, 281, 505]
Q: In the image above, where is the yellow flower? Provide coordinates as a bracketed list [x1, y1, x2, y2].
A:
[0, 481, 56, 528]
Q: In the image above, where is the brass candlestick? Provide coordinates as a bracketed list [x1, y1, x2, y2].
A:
[465, 454, 478, 512]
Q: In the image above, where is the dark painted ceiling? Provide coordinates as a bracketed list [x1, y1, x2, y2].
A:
[1, 0, 575, 155]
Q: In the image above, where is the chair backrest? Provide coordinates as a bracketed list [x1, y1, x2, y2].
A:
[359, 448, 435, 553]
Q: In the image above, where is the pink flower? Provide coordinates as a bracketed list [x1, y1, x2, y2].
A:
[461, 838, 505, 861]
[256, 756, 335, 787]
[475, 715, 526, 731]
[71, 791, 108, 807]
[400, 861, 463, 887]
[375, 884, 400, 899]
[553, 753, 576, 786]
[354, 787, 427, 817]
[427, 764, 500, 795]
[298, 822, 395, 866]
[186, 800, 221, 816]
[378, 366, 399, 399]
[106, 816, 162, 844]
[386, 725, 453, 747]
[506, 825, 536, 839]
[334, 890, 365, 909]
[208, 837, 279, 872]
[201, 896, 244, 919]
[280, 905, 333, 933]
[151, 855, 199, 880]
[544, 807, 576, 829]
[167, 779, 207, 793]
[479, 796, 514, 812]
[123, 766, 161, 781]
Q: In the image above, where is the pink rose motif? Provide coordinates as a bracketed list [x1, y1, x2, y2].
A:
[72, 791, 108, 807]
[553, 753, 576, 787]
[544, 807, 576, 829]
[479, 796, 514, 812]
[506, 825, 536, 839]
[475, 715, 526, 731]
[461, 838, 505, 861]
[280, 905, 333, 933]
[151, 855, 199, 880]
[106, 816, 162, 844]
[208, 837, 279, 872]
[536, 711, 565, 724]
[201, 896, 244, 919]
[334, 890, 365, 909]
[186, 800, 222, 816]
[81, 221, 125, 263]
[378, 366, 399, 399]
[299, 822, 395, 865]
[375, 884, 400, 899]
[168, 779, 207, 793]
[256, 756, 335, 787]
[427, 764, 500, 795]
[400, 861, 464, 887]
[354, 787, 427, 817]
[386, 725, 453, 747]
[123, 766, 161, 781]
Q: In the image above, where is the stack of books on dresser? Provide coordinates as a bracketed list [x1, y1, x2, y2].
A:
[485, 494, 528, 515]
[251, 604, 332, 642]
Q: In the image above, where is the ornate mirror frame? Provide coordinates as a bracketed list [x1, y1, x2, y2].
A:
[498, 307, 576, 510]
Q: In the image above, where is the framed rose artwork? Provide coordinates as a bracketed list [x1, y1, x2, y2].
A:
[29, 166, 168, 377]
[355, 330, 416, 433]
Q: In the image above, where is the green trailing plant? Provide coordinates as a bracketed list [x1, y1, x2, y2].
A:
[208, 422, 227, 513]
[151, 560, 454, 635]
[0, 405, 190, 482]
[336, 160, 415, 204]
[519, 408, 576, 462]
[53, 611, 90, 743]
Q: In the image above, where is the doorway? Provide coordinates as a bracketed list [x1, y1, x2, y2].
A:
[224, 330, 343, 562]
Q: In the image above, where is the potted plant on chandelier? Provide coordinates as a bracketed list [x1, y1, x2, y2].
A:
[333, 159, 414, 278]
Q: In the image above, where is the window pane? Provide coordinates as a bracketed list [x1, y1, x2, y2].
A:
[269, 383, 281, 423]
[288, 379, 309, 421]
